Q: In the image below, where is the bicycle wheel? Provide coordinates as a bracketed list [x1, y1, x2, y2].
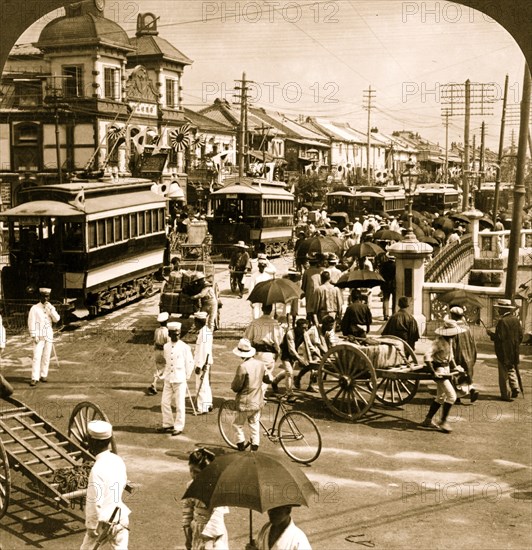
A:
[218, 399, 238, 449]
[279, 412, 322, 464]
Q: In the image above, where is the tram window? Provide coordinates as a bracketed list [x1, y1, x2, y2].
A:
[138, 212, 145, 235]
[158, 208, 165, 231]
[146, 211, 152, 234]
[114, 216, 122, 241]
[97, 220, 105, 246]
[88, 222, 97, 248]
[122, 215, 130, 239]
[130, 214, 137, 237]
[105, 219, 113, 245]
[62, 222, 83, 250]
[247, 199, 260, 217]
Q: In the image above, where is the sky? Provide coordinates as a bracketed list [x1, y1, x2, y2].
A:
[16, 0, 527, 151]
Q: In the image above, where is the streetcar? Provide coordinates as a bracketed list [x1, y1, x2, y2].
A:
[475, 181, 512, 214]
[413, 183, 460, 213]
[327, 186, 406, 224]
[0, 177, 167, 317]
[208, 176, 294, 257]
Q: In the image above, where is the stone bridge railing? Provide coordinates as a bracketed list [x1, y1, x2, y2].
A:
[425, 234, 474, 284]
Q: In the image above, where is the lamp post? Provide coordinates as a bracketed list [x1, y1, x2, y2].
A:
[400, 156, 419, 239]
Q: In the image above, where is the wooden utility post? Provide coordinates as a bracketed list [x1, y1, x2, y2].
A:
[493, 75, 509, 221]
[462, 79, 471, 210]
[505, 65, 531, 301]
[235, 72, 250, 178]
[442, 109, 451, 185]
[363, 86, 375, 184]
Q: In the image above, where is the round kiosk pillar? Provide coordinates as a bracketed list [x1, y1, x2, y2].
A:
[388, 233, 433, 334]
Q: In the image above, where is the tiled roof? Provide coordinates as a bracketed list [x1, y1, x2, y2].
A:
[128, 35, 192, 65]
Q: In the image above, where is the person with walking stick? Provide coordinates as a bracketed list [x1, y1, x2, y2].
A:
[27, 288, 60, 387]
[193, 312, 213, 414]
[487, 299, 524, 401]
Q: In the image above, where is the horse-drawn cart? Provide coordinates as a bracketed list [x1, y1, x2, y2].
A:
[317, 335, 448, 421]
[0, 398, 119, 519]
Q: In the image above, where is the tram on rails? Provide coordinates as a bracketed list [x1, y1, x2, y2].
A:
[208, 176, 294, 257]
[475, 181, 512, 214]
[413, 183, 460, 213]
[327, 186, 406, 225]
[0, 177, 167, 317]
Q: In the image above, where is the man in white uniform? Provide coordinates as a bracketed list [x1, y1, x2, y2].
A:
[80, 420, 130, 550]
[249, 505, 311, 550]
[193, 312, 213, 414]
[158, 322, 194, 436]
[27, 288, 60, 386]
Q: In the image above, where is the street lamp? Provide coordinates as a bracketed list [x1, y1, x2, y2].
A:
[400, 156, 419, 238]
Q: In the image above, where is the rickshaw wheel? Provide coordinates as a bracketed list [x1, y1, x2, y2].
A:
[373, 336, 420, 406]
[0, 439, 10, 519]
[68, 402, 117, 456]
[318, 343, 377, 421]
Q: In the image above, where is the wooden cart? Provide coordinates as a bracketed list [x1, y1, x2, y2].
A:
[317, 335, 451, 421]
[0, 398, 119, 519]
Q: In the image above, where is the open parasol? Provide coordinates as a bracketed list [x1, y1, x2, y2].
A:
[373, 229, 404, 242]
[335, 269, 384, 289]
[345, 242, 385, 259]
[439, 289, 483, 308]
[296, 235, 343, 260]
[247, 278, 303, 305]
[182, 451, 317, 542]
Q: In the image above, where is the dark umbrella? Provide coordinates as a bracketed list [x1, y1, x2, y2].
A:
[400, 210, 427, 224]
[400, 223, 425, 240]
[449, 213, 471, 224]
[433, 216, 455, 232]
[182, 451, 317, 542]
[373, 229, 404, 241]
[297, 236, 343, 259]
[433, 229, 446, 241]
[419, 236, 440, 245]
[247, 278, 303, 305]
[479, 216, 495, 229]
[439, 289, 483, 308]
[335, 269, 384, 289]
[345, 242, 385, 258]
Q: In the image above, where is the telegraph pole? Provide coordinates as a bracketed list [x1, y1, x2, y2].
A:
[363, 86, 376, 184]
[442, 109, 451, 185]
[493, 75, 509, 222]
[506, 65, 531, 301]
[462, 79, 471, 210]
[234, 72, 252, 178]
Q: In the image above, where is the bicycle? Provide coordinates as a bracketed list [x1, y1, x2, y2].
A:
[217, 395, 322, 464]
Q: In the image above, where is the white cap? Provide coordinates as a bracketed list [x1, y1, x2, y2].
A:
[157, 312, 169, 322]
[39, 287, 52, 294]
[167, 321, 182, 331]
[194, 311, 208, 320]
[87, 420, 113, 440]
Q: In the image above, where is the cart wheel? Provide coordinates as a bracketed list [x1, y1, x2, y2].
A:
[374, 336, 420, 406]
[318, 343, 377, 421]
[68, 402, 117, 455]
[0, 439, 10, 519]
[217, 399, 239, 449]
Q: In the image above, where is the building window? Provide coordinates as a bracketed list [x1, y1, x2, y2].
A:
[13, 123, 40, 171]
[104, 67, 120, 100]
[62, 65, 84, 97]
[166, 78, 178, 108]
[14, 81, 42, 107]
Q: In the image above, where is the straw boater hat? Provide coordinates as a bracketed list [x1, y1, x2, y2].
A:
[449, 306, 464, 317]
[39, 287, 52, 294]
[167, 321, 182, 332]
[157, 312, 169, 323]
[234, 241, 249, 248]
[232, 338, 256, 358]
[494, 299, 517, 310]
[87, 420, 112, 440]
[435, 318, 467, 337]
